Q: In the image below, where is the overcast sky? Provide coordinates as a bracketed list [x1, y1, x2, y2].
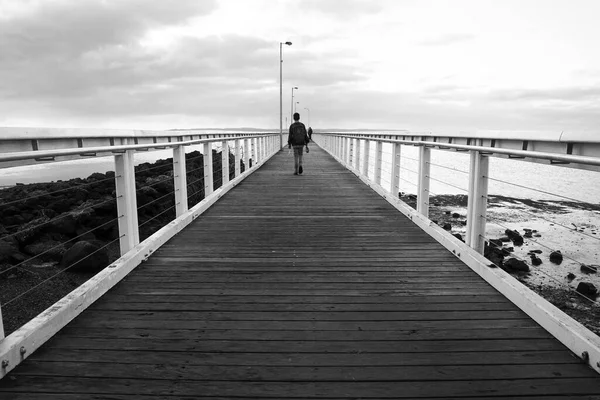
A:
[1, 0, 599, 135]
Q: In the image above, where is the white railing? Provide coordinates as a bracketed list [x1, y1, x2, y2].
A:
[314, 131, 600, 374]
[0, 129, 280, 378]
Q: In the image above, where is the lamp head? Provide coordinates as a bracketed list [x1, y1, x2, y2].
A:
[285, 41, 292, 46]
[293, 86, 298, 89]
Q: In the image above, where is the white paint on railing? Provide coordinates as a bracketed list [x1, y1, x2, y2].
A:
[221, 140, 230, 186]
[234, 139, 241, 177]
[417, 146, 431, 218]
[115, 148, 140, 255]
[203, 142, 214, 197]
[173, 145, 188, 217]
[391, 142, 401, 198]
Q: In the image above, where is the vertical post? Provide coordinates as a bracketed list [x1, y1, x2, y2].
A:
[417, 146, 431, 218]
[114, 148, 140, 256]
[203, 141, 213, 196]
[348, 138, 354, 168]
[0, 304, 4, 340]
[469, 151, 489, 253]
[244, 138, 250, 170]
[355, 138, 361, 172]
[391, 142, 401, 197]
[374, 141, 383, 185]
[234, 139, 241, 177]
[221, 140, 229, 186]
[465, 150, 478, 247]
[173, 144, 188, 217]
[363, 140, 370, 177]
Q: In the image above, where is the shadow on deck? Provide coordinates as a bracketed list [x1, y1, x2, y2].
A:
[1, 145, 600, 398]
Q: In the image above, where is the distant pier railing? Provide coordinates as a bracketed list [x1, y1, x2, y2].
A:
[0, 128, 280, 378]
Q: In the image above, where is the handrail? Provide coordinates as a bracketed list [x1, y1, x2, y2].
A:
[337, 134, 600, 167]
[0, 134, 276, 164]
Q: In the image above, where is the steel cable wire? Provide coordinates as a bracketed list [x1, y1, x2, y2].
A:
[139, 204, 178, 229]
[0, 175, 120, 209]
[0, 196, 121, 243]
[428, 162, 470, 175]
[3, 235, 124, 308]
[0, 216, 123, 277]
[485, 175, 592, 205]
[482, 227, 599, 305]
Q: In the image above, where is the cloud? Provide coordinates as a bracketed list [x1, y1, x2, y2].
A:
[419, 33, 476, 46]
[301, 0, 385, 18]
[488, 87, 600, 102]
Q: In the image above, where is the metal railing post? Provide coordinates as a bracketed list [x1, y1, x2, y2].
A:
[173, 144, 188, 217]
[221, 140, 230, 186]
[469, 151, 490, 253]
[234, 139, 241, 177]
[203, 142, 214, 196]
[417, 146, 431, 217]
[374, 141, 383, 185]
[465, 150, 478, 247]
[0, 305, 4, 340]
[391, 142, 401, 197]
[349, 138, 354, 167]
[355, 138, 362, 172]
[114, 147, 140, 256]
[244, 138, 250, 170]
[363, 140, 370, 177]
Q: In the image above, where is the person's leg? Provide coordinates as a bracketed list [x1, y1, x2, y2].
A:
[298, 149, 304, 174]
[293, 147, 300, 174]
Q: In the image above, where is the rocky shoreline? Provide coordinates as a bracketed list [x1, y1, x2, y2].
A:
[401, 193, 600, 335]
[0, 149, 245, 335]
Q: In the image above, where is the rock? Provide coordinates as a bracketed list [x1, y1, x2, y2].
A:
[442, 223, 452, 231]
[504, 229, 523, 246]
[523, 231, 533, 238]
[488, 239, 503, 249]
[24, 240, 67, 262]
[0, 240, 21, 264]
[487, 253, 504, 268]
[452, 233, 464, 242]
[529, 250, 542, 254]
[445, 211, 451, 215]
[580, 264, 598, 274]
[47, 213, 78, 235]
[60, 240, 109, 272]
[530, 255, 542, 266]
[499, 236, 511, 243]
[503, 258, 530, 272]
[549, 250, 563, 264]
[576, 282, 598, 299]
[567, 273, 576, 280]
[460, 220, 467, 226]
[452, 213, 460, 218]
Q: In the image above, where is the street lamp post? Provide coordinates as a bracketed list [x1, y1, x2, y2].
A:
[304, 107, 310, 127]
[295, 101, 300, 113]
[279, 41, 292, 149]
[291, 86, 298, 123]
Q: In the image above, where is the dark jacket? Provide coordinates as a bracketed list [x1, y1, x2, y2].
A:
[288, 121, 309, 146]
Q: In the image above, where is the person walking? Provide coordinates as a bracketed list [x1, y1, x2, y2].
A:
[287, 112, 309, 175]
[308, 127, 313, 140]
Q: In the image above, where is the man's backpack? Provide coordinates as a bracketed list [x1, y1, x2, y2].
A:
[291, 123, 308, 145]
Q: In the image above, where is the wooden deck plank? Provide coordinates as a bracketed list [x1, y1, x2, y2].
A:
[1, 145, 599, 398]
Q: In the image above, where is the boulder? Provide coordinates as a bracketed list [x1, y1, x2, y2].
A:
[576, 282, 598, 299]
[452, 233, 464, 242]
[47, 213, 78, 235]
[503, 258, 530, 272]
[451, 213, 460, 218]
[0, 240, 22, 264]
[61, 240, 109, 272]
[24, 240, 67, 262]
[567, 273, 576, 280]
[530, 255, 542, 266]
[504, 229, 523, 246]
[549, 250, 563, 264]
[580, 264, 598, 274]
[442, 223, 452, 231]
